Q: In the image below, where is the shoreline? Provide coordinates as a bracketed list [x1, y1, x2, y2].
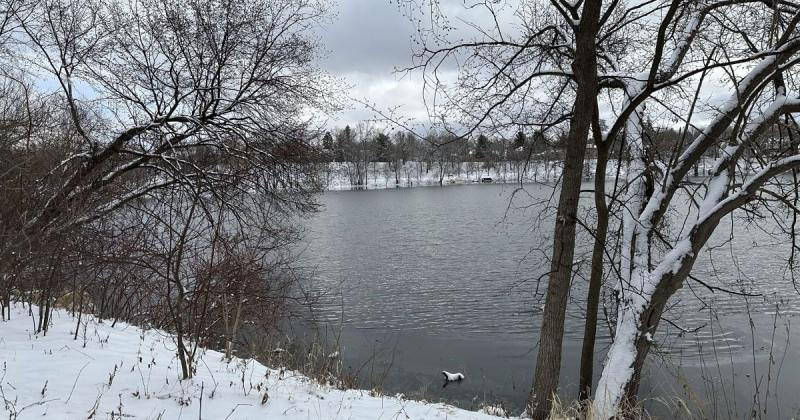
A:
[0, 303, 509, 419]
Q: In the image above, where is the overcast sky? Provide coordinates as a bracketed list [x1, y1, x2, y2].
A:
[316, 1, 733, 133]
[317, 0, 426, 129]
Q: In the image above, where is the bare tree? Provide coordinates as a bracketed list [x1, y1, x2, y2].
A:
[397, 1, 603, 416]
[528, 4, 602, 418]
[591, 2, 800, 416]
[400, 0, 800, 418]
[0, 0, 333, 386]
[7, 0, 331, 244]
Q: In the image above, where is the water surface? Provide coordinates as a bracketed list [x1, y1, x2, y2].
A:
[298, 183, 800, 418]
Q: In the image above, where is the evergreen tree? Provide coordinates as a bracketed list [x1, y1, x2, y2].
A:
[335, 125, 353, 162]
[322, 131, 334, 150]
[475, 134, 490, 160]
[374, 132, 391, 162]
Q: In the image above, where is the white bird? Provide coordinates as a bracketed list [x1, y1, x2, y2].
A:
[441, 371, 465, 382]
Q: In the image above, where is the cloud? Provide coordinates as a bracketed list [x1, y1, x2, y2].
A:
[318, 0, 416, 74]
[318, 0, 731, 133]
[316, 0, 426, 128]
[316, 0, 527, 131]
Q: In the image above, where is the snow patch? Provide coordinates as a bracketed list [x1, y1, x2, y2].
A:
[0, 304, 505, 420]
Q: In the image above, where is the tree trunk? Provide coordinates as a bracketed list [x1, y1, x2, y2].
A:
[528, 4, 602, 418]
[592, 283, 670, 417]
[578, 106, 611, 401]
[593, 193, 722, 416]
[176, 328, 192, 379]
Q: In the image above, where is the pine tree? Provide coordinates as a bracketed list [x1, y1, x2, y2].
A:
[374, 132, 391, 162]
[322, 131, 334, 150]
[335, 125, 353, 162]
[475, 134, 489, 160]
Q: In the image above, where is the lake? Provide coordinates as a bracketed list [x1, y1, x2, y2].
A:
[297, 182, 800, 418]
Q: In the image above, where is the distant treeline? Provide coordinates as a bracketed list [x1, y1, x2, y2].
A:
[320, 125, 551, 165]
[317, 121, 772, 169]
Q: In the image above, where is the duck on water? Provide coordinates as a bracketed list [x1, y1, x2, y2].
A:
[442, 371, 465, 388]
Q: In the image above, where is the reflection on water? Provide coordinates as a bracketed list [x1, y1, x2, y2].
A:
[297, 183, 800, 417]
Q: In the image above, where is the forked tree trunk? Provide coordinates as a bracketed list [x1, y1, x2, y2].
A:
[528, 3, 603, 418]
[594, 201, 723, 416]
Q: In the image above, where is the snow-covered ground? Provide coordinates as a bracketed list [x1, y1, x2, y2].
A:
[0, 304, 507, 419]
[320, 158, 721, 191]
[321, 161, 568, 191]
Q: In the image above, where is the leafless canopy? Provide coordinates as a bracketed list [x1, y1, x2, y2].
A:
[2, 0, 334, 241]
[401, 0, 800, 416]
[0, 0, 335, 373]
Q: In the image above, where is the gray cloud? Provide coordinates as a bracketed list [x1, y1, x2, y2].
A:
[319, 0, 416, 73]
[317, 1, 525, 130]
[317, 0, 424, 128]
[319, 1, 729, 133]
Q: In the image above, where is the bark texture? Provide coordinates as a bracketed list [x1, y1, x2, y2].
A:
[528, 3, 603, 418]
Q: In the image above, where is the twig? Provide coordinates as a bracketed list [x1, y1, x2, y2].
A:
[224, 403, 252, 420]
[66, 361, 90, 403]
[688, 274, 762, 297]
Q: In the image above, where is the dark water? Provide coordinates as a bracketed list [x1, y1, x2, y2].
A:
[297, 183, 800, 418]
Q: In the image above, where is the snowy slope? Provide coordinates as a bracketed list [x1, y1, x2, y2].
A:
[0, 304, 506, 419]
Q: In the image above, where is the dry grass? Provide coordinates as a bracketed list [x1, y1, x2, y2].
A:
[546, 393, 694, 420]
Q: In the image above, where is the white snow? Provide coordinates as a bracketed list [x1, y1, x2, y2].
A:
[592, 299, 639, 419]
[697, 171, 729, 221]
[0, 304, 505, 420]
[589, 9, 800, 420]
[320, 160, 628, 191]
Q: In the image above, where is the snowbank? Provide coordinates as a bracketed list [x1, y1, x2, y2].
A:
[0, 304, 505, 419]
